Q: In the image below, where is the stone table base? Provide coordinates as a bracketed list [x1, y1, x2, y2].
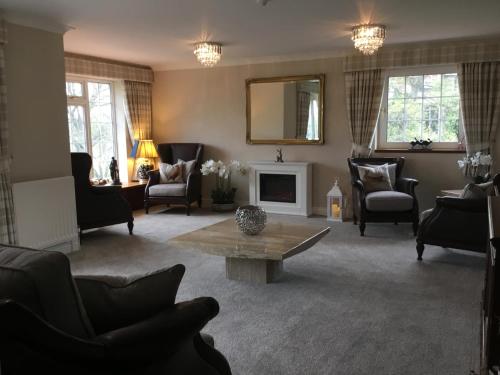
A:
[226, 257, 283, 283]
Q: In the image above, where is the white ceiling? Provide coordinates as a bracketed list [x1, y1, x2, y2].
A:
[1, 0, 500, 71]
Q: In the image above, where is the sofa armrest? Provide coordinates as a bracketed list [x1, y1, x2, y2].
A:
[145, 170, 160, 198]
[95, 297, 220, 361]
[186, 171, 202, 201]
[74, 264, 185, 335]
[90, 185, 122, 195]
[435, 196, 487, 212]
[396, 177, 419, 196]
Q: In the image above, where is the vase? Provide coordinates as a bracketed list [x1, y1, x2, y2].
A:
[235, 205, 267, 235]
[212, 202, 235, 212]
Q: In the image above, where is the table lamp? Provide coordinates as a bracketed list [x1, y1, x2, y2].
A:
[132, 139, 158, 182]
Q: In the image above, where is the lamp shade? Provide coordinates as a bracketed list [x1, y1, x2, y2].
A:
[134, 140, 158, 159]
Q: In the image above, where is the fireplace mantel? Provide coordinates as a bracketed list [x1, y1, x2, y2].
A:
[248, 161, 312, 216]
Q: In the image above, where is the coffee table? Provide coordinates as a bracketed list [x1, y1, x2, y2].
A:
[170, 218, 330, 283]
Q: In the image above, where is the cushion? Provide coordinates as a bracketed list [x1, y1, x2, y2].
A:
[149, 183, 186, 197]
[178, 159, 197, 182]
[358, 164, 393, 193]
[159, 162, 184, 184]
[365, 191, 414, 212]
[367, 163, 397, 187]
[460, 181, 493, 199]
[0, 245, 94, 339]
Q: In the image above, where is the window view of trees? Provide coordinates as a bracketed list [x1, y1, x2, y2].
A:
[66, 79, 116, 180]
[386, 73, 461, 143]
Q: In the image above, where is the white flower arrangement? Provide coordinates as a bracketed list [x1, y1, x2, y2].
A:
[201, 160, 248, 204]
[457, 152, 492, 179]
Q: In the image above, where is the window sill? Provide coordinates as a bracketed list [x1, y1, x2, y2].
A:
[374, 148, 466, 154]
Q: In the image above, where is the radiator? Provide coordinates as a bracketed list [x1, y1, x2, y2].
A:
[12, 176, 80, 253]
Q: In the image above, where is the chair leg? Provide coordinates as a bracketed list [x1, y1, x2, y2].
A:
[416, 241, 424, 261]
[353, 214, 357, 225]
[359, 221, 366, 236]
[144, 201, 149, 214]
[198, 197, 202, 208]
[127, 221, 134, 235]
[186, 203, 191, 216]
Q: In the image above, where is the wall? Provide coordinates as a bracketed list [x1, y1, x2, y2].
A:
[5, 22, 71, 183]
[152, 56, 499, 216]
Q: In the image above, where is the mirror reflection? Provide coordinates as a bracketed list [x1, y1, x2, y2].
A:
[246, 75, 324, 144]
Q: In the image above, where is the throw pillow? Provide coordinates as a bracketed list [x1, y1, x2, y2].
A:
[159, 162, 184, 184]
[460, 182, 490, 199]
[367, 163, 397, 187]
[357, 164, 393, 193]
[177, 159, 197, 182]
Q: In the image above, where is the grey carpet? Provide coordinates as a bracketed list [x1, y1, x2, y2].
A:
[69, 207, 483, 375]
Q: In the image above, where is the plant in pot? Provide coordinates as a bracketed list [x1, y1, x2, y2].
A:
[201, 160, 247, 211]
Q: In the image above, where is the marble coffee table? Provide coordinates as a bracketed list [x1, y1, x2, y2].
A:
[170, 218, 330, 283]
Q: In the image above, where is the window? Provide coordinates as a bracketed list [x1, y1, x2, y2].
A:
[66, 78, 117, 179]
[377, 66, 463, 150]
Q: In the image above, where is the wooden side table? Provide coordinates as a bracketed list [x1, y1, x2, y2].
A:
[118, 182, 147, 210]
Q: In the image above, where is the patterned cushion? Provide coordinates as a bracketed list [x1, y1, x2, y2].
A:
[365, 191, 414, 212]
[367, 163, 397, 187]
[358, 164, 393, 192]
[460, 181, 493, 199]
[149, 183, 186, 197]
[159, 162, 184, 184]
[178, 159, 197, 182]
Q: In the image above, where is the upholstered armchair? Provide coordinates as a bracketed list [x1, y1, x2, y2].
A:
[71, 153, 133, 234]
[415, 179, 498, 260]
[347, 157, 419, 236]
[144, 143, 203, 216]
[0, 244, 232, 375]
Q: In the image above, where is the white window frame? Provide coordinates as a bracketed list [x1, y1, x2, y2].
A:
[66, 75, 118, 174]
[376, 65, 462, 150]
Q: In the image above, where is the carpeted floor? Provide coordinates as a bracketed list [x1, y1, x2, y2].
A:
[69, 207, 484, 375]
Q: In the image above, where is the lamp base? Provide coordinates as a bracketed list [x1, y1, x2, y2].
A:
[137, 163, 153, 180]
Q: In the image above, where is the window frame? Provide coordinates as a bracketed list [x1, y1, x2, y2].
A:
[376, 65, 462, 151]
[66, 75, 118, 177]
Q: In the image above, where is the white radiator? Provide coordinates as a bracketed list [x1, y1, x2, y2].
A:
[12, 176, 79, 253]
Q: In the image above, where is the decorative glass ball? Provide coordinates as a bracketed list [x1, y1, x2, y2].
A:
[235, 205, 267, 235]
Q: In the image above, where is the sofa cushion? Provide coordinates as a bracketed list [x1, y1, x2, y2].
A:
[149, 183, 186, 197]
[357, 164, 393, 192]
[365, 191, 414, 212]
[367, 163, 397, 187]
[178, 159, 197, 182]
[0, 245, 94, 339]
[159, 162, 184, 184]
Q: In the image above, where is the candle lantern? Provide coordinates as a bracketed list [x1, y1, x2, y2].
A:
[327, 180, 344, 222]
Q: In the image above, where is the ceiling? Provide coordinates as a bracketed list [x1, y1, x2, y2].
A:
[1, 0, 500, 71]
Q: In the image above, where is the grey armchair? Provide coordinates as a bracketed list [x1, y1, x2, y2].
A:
[0, 244, 232, 375]
[144, 143, 203, 216]
[347, 157, 419, 236]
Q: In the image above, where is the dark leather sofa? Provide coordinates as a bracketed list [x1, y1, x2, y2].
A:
[348, 157, 419, 236]
[71, 153, 134, 234]
[144, 143, 203, 216]
[0, 244, 232, 375]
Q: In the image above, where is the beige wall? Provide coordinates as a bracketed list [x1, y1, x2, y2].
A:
[152, 56, 499, 216]
[5, 23, 71, 183]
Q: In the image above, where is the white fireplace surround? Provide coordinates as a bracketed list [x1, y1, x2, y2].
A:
[249, 161, 312, 216]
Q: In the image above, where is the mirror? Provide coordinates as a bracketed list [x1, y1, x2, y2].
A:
[246, 74, 324, 145]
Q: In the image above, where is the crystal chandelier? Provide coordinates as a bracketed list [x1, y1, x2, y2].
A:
[351, 24, 386, 55]
[193, 42, 222, 67]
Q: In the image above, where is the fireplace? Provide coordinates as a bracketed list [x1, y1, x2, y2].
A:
[249, 161, 312, 216]
[259, 174, 296, 203]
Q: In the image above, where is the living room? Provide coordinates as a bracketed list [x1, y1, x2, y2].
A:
[0, 0, 499, 374]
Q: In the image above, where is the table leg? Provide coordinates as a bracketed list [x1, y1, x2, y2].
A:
[225, 258, 283, 283]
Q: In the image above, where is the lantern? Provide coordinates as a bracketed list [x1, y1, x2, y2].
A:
[327, 180, 344, 222]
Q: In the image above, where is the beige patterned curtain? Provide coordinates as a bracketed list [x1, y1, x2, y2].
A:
[458, 62, 500, 155]
[345, 69, 384, 157]
[124, 80, 153, 143]
[296, 91, 310, 139]
[0, 21, 16, 244]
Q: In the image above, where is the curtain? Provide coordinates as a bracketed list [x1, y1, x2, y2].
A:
[0, 21, 16, 244]
[458, 62, 500, 155]
[124, 80, 153, 144]
[296, 91, 310, 139]
[345, 69, 384, 157]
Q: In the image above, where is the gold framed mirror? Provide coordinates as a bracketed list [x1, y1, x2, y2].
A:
[246, 74, 325, 145]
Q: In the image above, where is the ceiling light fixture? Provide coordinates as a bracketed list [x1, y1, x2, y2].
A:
[193, 42, 222, 67]
[351, 24, 386, 55]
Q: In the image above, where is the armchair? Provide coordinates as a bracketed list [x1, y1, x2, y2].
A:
[0, 244, 232, 375]
[71, 153, 133, 234]
[415, 178, 499, 260]
[144, 143, 203, 216]
[347, 157, 419, 236]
